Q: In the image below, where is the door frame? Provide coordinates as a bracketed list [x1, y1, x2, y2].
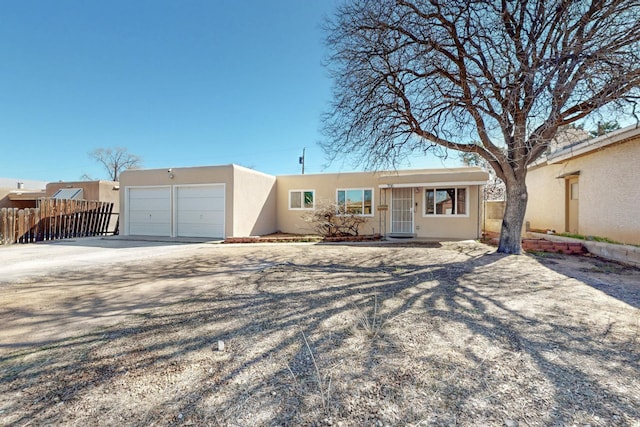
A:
[565, 176, 579, 234]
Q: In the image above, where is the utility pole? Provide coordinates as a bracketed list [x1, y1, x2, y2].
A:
[299, 148, 305, 174]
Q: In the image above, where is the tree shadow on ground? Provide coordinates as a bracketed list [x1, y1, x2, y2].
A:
[530, 251, 640, 309]
[0, 243, 638, 426]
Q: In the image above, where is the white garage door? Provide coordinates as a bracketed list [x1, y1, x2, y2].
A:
[127, 186, 171, 236]
[176, 185, 225, 238]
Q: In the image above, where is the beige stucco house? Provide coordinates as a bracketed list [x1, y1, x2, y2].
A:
[0, 179, 47, 209]
[45, 180, 121, 232]
[45, 180, 119, 206]
[119, 164, 488, 240]
[525, 124, 640, 245]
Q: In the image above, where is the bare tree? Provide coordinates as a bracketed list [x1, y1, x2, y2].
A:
[323, 0, 640, 253]
[89, 147, 142, 181]
[590, 120, 621, 137]
[459, 152, 505, 201]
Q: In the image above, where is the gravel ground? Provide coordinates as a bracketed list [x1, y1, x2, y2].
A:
[0, 239, 639, 426]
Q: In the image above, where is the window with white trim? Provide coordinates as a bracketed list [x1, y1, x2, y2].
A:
[289, 190, 315, 210]
[336, 188, 373, 215]
[424, 187, 467, 216]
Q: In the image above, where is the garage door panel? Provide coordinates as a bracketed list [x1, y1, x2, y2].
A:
[177, 222, 224, 238]
[176, 185, 225, 238]
[129, 197, 170, 211]
[129, 223, 171, 236]
[177, 197, 223, 211]
[127, 187, 171, 236]
[178, 186, 224, 199]
[176, 210, 222, 222]
[128, 210, 171, 223]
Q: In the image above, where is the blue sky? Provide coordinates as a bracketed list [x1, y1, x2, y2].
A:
[0, 0, 456, 183]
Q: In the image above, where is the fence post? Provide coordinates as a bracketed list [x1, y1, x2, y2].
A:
[0, 199, 117, 245]
[1, 208, 7, 244]
[18, 209, 25, 243]
[33, 207, 41, 242]
[9, 208, 16, 244]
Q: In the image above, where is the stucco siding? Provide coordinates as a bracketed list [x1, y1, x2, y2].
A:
[525, 164, 567, 232]
[526, 133, 640, 245]
[412, 185, 483, 239]
[46, 181, 120, 211]
[571, 139, 640, 244]
[231, 165, 277, 236]
[276, 172, 381, 235]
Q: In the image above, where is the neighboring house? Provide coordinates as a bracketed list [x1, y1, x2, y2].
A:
[45, 180, 119, 206]
[45, 180, 121, 232]
[0, 179, 47, 209]
[525, 124, 640, 245]
[119, 164, 489, 240]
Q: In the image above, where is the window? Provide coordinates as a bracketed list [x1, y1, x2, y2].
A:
[571, 182, 579, 200]
[51, 188, 83, 200]
[337, 189, 373, 215]
[289, 190, 314, 210]
[424, 187, 467, 216]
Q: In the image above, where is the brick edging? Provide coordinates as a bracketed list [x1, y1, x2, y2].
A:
[487, 237, 586, 254]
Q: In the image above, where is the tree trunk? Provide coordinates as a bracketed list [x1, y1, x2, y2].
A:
[497, 178, 528, 254]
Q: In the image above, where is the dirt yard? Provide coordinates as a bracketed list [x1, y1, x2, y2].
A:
[0, 238, 639, 426]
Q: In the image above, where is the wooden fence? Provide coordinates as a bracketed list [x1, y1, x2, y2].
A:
[0, 198, 116, 245]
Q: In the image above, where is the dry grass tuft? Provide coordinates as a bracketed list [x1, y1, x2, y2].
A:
[1, 241, 639, 426]
[352, 294, 384, 339]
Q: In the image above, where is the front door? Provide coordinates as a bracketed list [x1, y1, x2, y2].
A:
[391, 187, 414, 234]
[566, 177, 579, 234]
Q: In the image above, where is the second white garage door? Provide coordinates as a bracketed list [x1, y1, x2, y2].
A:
[175, 185, 225, 238]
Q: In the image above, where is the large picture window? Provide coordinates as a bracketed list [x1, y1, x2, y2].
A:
[337, 188, 373, 215]
[424, 187, 467, 216]
[289, 190, 314, 210]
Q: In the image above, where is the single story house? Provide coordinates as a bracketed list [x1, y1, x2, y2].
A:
[118, 165, 489, 240]
[45, 180, 119, 203]
[525, 124, 640, 245]
[45, 180, 121, 232]
[0, 179, 47, 209]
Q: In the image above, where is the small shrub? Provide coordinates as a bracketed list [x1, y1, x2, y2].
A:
[302, 200, 367, 237]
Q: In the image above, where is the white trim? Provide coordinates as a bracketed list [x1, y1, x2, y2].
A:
[379, 180, 486, 188]
[288, 189, 315, 210]
[390, 187, 414, 234]
[422, 186, 470, 218]
[548, 124, 640, 164]
[336, 187, 375, 217]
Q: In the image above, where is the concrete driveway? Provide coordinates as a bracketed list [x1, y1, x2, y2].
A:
[0, 237, 214, 282]
[0, 237, 223, 353]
